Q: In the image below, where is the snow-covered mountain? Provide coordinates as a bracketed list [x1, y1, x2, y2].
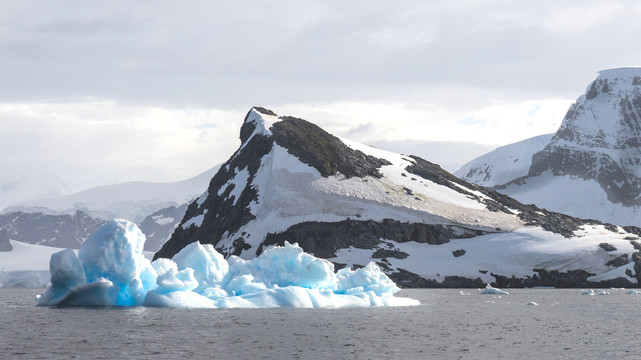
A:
[457, 67, 641, 227]
[0, 170, 74, 211]
[6, 165, 219, 223]
[0, 165, 217, 252]
[455, 134, 553, 187]
[155, 107, 641, 288]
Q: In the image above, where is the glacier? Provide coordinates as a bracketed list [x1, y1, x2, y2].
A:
[36, 219, 419, 308]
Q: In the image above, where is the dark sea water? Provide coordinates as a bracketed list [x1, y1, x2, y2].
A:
[1, 288, 639, 359]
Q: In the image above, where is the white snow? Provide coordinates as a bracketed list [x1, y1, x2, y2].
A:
[182, 210, 207, 229]
[37, 220, 419, 308]
[152, 215, 175, 226]
[0, 240, 80, 287]
[218, 167, 250, 205]
[328, 225, 637, 286]
[196, 190, 208, 206]
[501, 171, 640, 227]
[455, 133, 554, 187]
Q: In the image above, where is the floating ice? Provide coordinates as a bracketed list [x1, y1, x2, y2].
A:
[480, 284, 509, 295]
[580, 289, 609, 296]
[626, 290, 641, 295]
[37, 220, 419, 308]
[527, 301, 539, 306]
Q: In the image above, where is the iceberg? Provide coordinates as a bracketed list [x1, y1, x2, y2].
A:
[37, 219, 419, 308]
[480, 284, 509, 295]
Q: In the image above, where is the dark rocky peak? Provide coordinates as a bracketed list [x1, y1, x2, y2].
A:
[271, 117, 391, 178]
[0, 228, 12, 252]
[240, 107, 391, 178]
[155, 108, 392, 260]
[240, 107, 278, 143]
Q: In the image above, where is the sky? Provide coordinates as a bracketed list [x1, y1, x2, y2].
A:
[2, 0, 641, 197]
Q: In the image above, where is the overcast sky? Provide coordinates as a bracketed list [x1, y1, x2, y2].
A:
[2, 1, 641, 193]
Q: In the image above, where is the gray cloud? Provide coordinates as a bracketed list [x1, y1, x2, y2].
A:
[1, 1, 639, 108]
[1, 1, 639, 200]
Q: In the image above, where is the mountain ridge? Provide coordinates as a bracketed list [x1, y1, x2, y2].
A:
[155, 106, 641, 288]
[458, 67, 641, 226]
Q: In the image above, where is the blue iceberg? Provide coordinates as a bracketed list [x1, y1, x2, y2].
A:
[37, 219, 419, 308]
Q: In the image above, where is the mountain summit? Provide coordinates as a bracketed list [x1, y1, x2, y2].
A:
[458, 67, 641, 226]
[155, 107, 641, 288]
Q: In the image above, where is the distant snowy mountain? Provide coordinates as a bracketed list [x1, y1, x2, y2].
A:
[7, 165, 219, 223]
[458, 67, 641, 227]
[0, 166, 216, 252]
[0, 170, 73, 211]
[155, 107, 641, 288]
[455, 134, 553, 187]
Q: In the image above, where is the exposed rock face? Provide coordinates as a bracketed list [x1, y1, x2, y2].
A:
[0, 229, 12, 251]
[139, 203, 188, 252]
[154, 109, 275, 260]
[271, 117, 391, 178]
[155, 106, 641, 288]
[258, 219, 490, 258]
[521, 68, 641, 207]
[459, 68, 641, 227]
[490, 268, 636, 289]
[0, 210, 107, 248]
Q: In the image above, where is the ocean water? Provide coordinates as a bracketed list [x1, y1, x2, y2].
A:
[1, 288, 639, 359]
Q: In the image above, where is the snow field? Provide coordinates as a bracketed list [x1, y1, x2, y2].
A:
[330, 226, 638, 285]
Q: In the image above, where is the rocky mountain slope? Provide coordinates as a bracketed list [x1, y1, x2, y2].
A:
[0, 229, 12, 252]
[155, 107, 641, 288]
[139, 203, 189, 252]
[457, 67, 641, 227]
[0, 210, 106, 249]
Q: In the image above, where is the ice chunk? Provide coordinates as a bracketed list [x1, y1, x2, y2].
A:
[151, 258, 198, 293]
[38, 221, 419, 308]
[580, 289, 609, 296]
[227, 242, 336, 291]
[171, 241, 228, 292]
[480, 284, 509, 295]
[36, 249, 86, 305]
[626, 290, 641, 295]
[38, 220, 156, 306]
[0, 270, 49, 288]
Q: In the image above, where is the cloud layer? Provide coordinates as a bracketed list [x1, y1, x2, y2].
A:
[2, 1, 639, 193]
